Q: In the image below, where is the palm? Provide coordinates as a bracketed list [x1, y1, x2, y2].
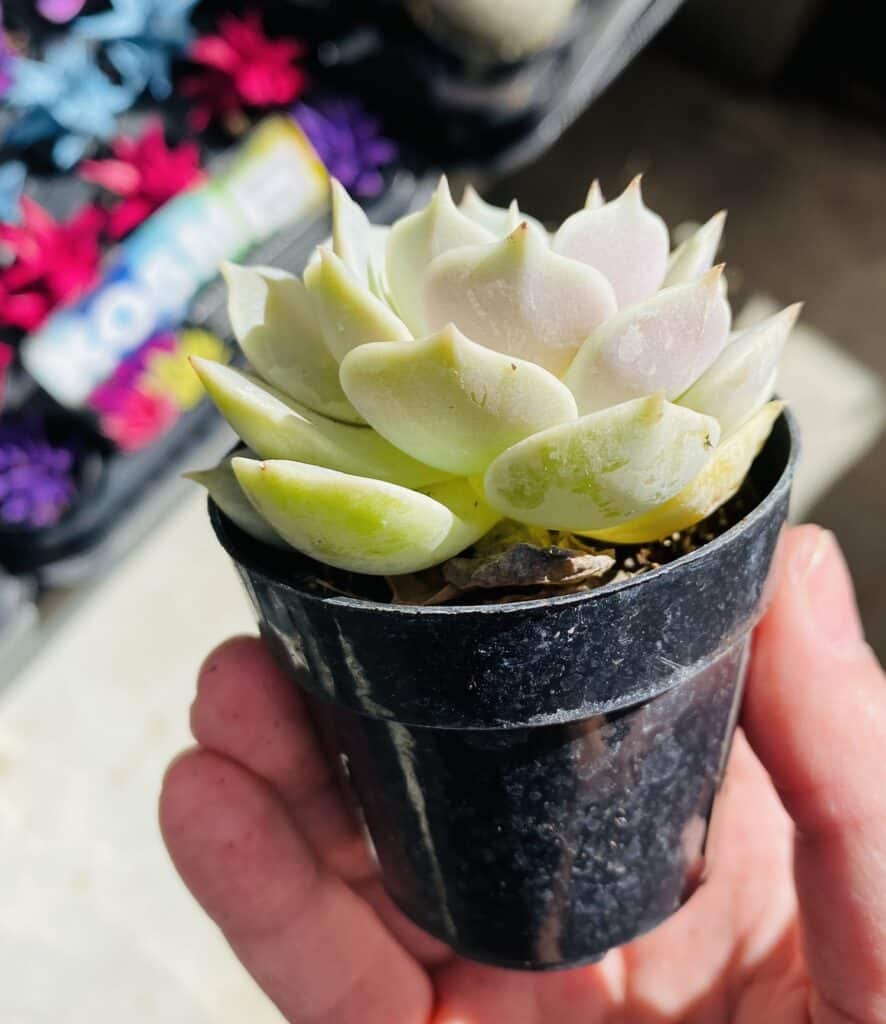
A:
[161, 528, 886, 1024]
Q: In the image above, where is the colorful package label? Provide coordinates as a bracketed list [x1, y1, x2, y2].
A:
[22, 118, 328, 408]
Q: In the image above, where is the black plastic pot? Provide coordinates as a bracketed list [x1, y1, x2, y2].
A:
[210, 410, 797, 970]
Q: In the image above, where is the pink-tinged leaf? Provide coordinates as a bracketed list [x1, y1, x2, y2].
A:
[424, 220, 616, 376]
[553, 176, 669, 307]
[564, 267, 732, 414]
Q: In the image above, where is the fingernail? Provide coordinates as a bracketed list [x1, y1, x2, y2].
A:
[790, 527, 866, 659]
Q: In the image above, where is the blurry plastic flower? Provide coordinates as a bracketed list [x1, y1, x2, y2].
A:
[0, 342, 13, 409]
[80, 119, 204, 239]
[293, 99, 397, 199]
[76, 0, 198, 100]
[36, 0, 86, 24]
[143, 328, 228, 408]
[190, 177, 798, 575]
[0, 412, 79, 527]
[182, 11, 307, 132]
[94, 387, 178, 451]
[0, 197, 104, 331]
[1, 4, 15, 97]
[0, 161, 26, 223]
[3, 38, 135, 168]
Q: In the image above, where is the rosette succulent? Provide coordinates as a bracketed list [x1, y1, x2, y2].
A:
[190, 177, 797, 577]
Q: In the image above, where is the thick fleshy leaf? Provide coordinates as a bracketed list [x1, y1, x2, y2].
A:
[459, 185, 547, 238]
[339, 323, 578, 475]
[585, 402, 783, 543]
[185, 451, 285, 547]
[303, 248, 412, 362]
[222, 262, 361, 424]
[330, 179, 390, 300]
[553, 176, 669, 307]
[191, 358, 447, 488]
[564, 267, 732, 414]
[424, 221, 617, 376]
[385, 176, 494, 335]
[232, 461, 498, 575]
[460, 185, 521, 236]
[663, 211, 726, 287]
[679, 304, 799, 435]
[483, 394, 720, 531]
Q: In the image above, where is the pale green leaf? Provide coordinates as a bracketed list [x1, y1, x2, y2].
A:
[221, 262, 361, 423]
[553, 176, 670, 307]
[564, 268, 732, 414]
[231, 462, 498, 575]
[483, 394, 720, 531]
[585, 402, 783, 543]
[679, 304, 799, 435]
[459, 185, 547, 237]
[424, 221, 617, 376]
[385, 176, 494, 336]
[304, 248, 411, 363]
[191, 357, 448, 488]
[340, 323, 578, 475]
[330, 179, 391, 301]
[663, 211, 726, 287]
[185, 450, 284, 547]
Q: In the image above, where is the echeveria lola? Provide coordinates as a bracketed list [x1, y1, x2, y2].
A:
[191, 177, 797, 575]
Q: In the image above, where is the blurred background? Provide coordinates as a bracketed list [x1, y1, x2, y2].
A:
[1, 1, 883, 1020]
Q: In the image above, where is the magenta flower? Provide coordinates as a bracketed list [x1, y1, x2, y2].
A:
[80, 119, 204, 239]
[96, 388, 178, 451]
[181, 11, 308, 132]
[0, 197, 105, 332]
[36, 0, 87, 24]
[0, 342, 13, 410]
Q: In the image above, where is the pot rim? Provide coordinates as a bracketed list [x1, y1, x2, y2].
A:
[211, 407, 799, 617]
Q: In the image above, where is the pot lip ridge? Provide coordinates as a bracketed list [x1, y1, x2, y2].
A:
[211, 407, 799, 617]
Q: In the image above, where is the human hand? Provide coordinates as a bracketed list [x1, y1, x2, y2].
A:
[160, 525, 886, 1023]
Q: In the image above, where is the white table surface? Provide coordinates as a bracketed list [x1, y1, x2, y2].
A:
[0, 491, 282, 1023]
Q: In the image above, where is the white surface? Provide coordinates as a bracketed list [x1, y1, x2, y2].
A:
[0, 491, 281, 1024]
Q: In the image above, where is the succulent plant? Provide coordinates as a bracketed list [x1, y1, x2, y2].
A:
[190, 177, 797, 577]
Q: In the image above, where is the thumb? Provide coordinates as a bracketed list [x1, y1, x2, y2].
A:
[742, 525, 886, 1024]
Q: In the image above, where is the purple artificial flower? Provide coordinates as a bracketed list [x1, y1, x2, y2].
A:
[293, 98, 398, 199]
[1, 1, 16, 96]
[0, 413, 79, 528]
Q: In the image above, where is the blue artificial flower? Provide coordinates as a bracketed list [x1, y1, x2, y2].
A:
[76, 0, 198, 100]
[3, 38, 135, 169]
[0, 161, 26, 223]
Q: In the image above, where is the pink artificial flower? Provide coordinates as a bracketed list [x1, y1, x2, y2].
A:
[79, 119, 204, 240]
[0, 341, 13, 410]
[182, 11, 307, 132]
[98, 387, 178, 451]
[36, 0, 87, 24]
[0, 197, 104, 331]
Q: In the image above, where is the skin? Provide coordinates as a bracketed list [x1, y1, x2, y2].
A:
[160, 525, 886, 1024]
